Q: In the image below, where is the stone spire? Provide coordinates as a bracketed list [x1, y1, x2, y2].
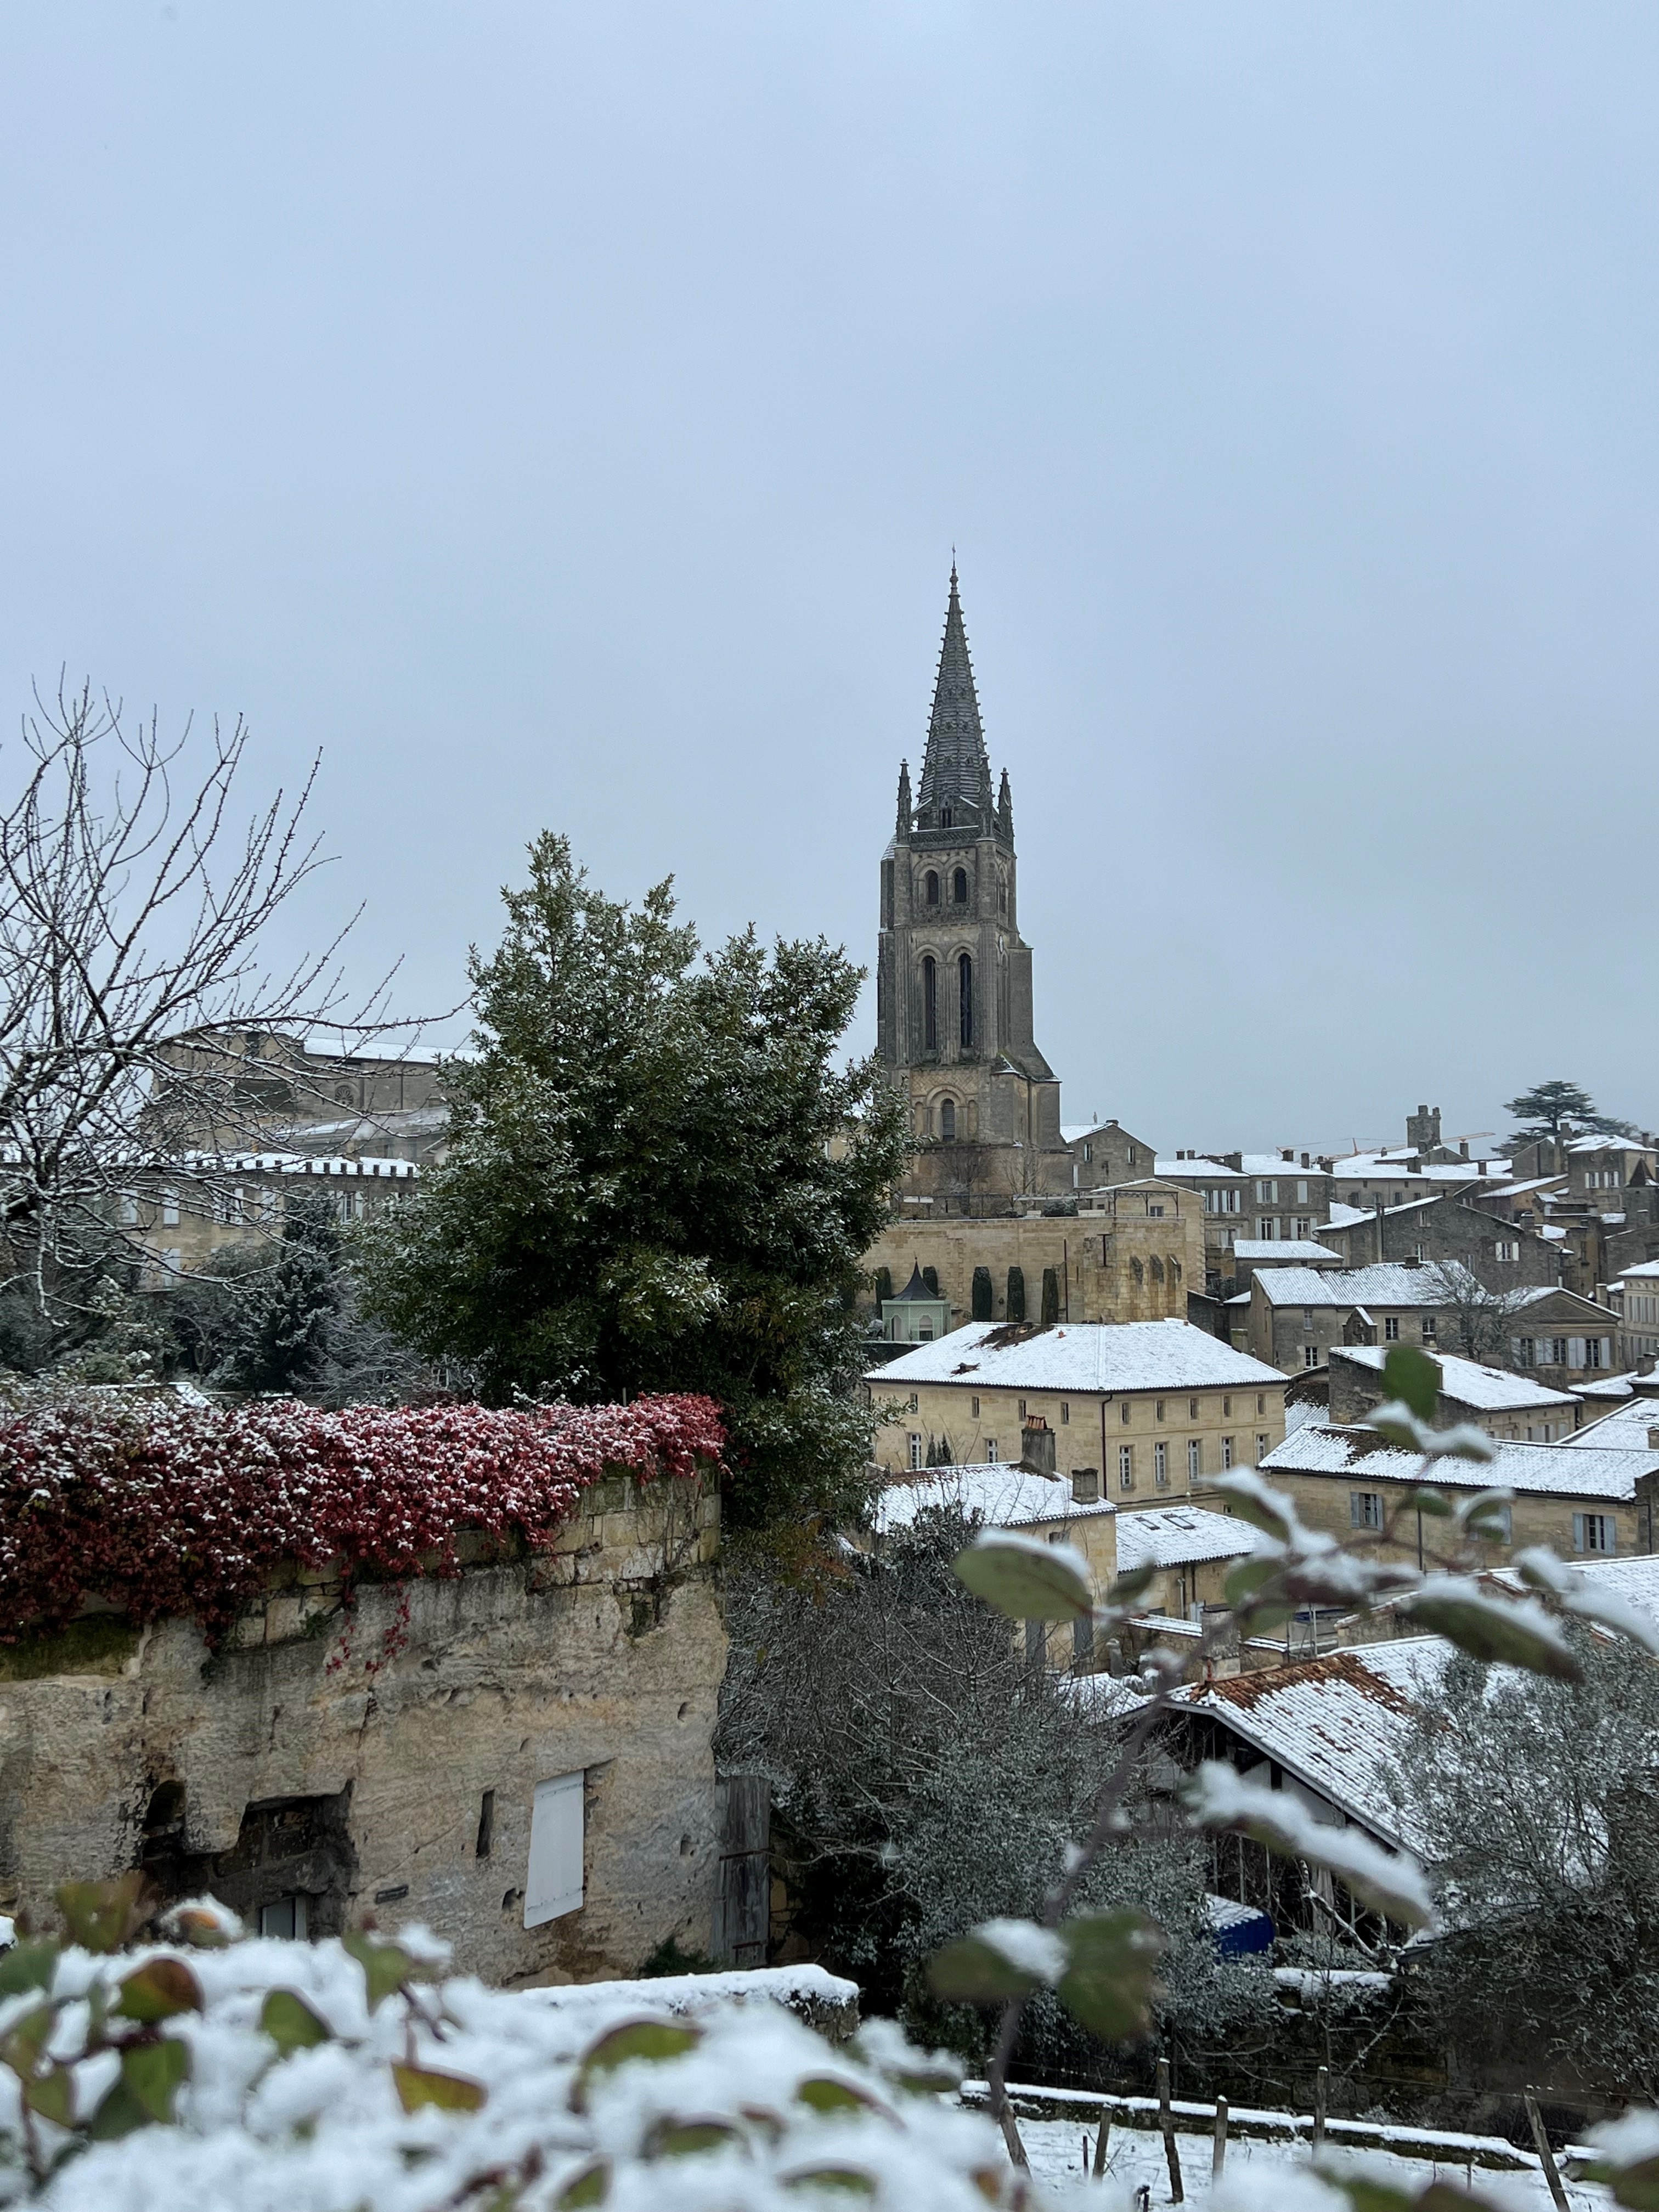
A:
[997, 766, 1013, 842]
[895, 758, 912, 839]
[917, 563, 991, 819]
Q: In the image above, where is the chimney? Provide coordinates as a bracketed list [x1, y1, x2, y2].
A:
[1020, 1421, 1057, 1475]
[1459, 1140, 1469, 1159]
[1071, 1468, 1099, 1504]
[1301, 1152, 1310, 1169]
[1281, 1149, 1294, 1163]
[1478, 1160, 1488, 1177]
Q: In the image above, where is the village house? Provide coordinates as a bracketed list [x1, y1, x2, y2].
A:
[1566, 1135, 1659, 1215]
[1311, 1190, 1560, 1295]
[866, 1318, 1289, 1498]
[1063, 1117, 1158, 1190]
[1112, 1501, 1258, 1622]
[1246, 1423, 1659, 1565]
[1613, 1261, 1659, 1369]
[865, 1177, 1205, 1333]
[868, 1460, 1118, 1669]
[1242, 1261, 1463, 1375]
[1298, 1344, 1583, 1441]
[125, 1149, 419, 1281]
[1226, 1238, 1344, 1292]
[1503, 1284, 1624, 1386]
[0, 1396, 729, 1987]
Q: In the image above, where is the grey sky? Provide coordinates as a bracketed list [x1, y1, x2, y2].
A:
[2, 5, 1654, 1155]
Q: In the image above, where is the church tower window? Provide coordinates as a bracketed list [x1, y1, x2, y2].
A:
[940, 1099, 956, 1141]
[952, 867, 968, 904]
[922, 956, 938, 1052]
[924, 871, 939, 907]
[958, 953, 974, 1049]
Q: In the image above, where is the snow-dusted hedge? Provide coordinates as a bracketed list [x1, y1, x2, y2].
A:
[0, 1393, 724, 1645]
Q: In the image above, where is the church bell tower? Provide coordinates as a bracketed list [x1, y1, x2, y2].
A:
[876, 566, 1068, 1205]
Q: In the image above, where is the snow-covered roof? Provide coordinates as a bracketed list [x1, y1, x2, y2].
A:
[1502, 1284, 1612, 1314]
[1616, 1261, 1659, 1282]
[1155, 1155, 1244, 1180]
[1562, 1396, 1659, 1453]
[1260, 1423, 1657, 1500]
[1251, 1263, 1456, 1310]
[1327, 1345, 1577, 1413]
[1233, 1240, 1342, 1262]
[1576, 1375, 1637, 1401]
[1114, 1504, 1259, 1570]
[871, 1464, 1115, 1535]
[1330, 1153, 1511, 1187]
[1500, 1175, 1568, 1197]
[866, 1319, 1287, 1394]
[178, 1151, 417, 1179]
[1167, 1640, 1451, 1847]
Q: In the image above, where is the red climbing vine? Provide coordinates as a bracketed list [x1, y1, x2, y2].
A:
[0, 1392, 724, 1645]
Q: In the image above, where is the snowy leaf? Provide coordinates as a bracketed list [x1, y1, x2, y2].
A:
[554, 2158, 612, 2207]
[91, 2036, 190, 2134]
[641, 2114, 745, 2157]
[1054, 1909, 1165, 2044]
[780, 2165, 877, 2196]
[114, 1956, 202, 2023]
[1364, 1404, 1496, 1463]
[1222, 1554, 1293, 1627]
[157, 1897, 244, 1949]
[259, 1987, 331, 2058]
[953, 1530, 1092, 1621]
[343, 1930, 412, 2010]
[0, 1938, 57, 1997]
[1185, 1761, 1437, 1929]
[392, 2061, 487, 2113]
[569, 2016, 703, 2111]
[1404, 1577, 1583, 1680]
[1513, 1547, 1659, 1657]
[1210, 1472, 1297, 1541]
[927, 1917, 1067, 2004]
[1104, 1564, 1159, 1605]
[55, 1872, 148, 1954]
[795, 2075, 889, 2117]
[1457, 1491, 1514, 1542]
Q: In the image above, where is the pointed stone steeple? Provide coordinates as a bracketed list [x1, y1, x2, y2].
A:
[895, 758, 912, 839]
[917, 563, 991, 821]
[997, 766, 1013, 842]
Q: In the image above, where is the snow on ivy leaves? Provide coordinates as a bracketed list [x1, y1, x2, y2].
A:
[0, 1393, 724, 1645]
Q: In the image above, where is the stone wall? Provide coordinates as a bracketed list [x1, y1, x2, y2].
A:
[0, 1471, 725, 1989]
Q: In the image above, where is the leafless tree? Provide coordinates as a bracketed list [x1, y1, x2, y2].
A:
[0, 679, 408, 1326]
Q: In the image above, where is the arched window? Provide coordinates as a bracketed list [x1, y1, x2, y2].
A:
[941, 806, 952, 828]
[924, 870, 939, 907]
[958, 953, 973, 1048]
[922, 956, 937, 1052]
[940, 1098, 956, 1141]
[952, 867, 968, 904]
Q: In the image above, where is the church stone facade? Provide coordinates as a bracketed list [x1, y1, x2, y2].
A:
[877, 569, 1071, 1207]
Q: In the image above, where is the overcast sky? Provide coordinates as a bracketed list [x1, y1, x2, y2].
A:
[3, 5, 1654, 1155]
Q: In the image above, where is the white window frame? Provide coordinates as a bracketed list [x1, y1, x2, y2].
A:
[1154, 1441, 1169, 1487]
[1573, 1512, 1615, 1556]
[907, 1433, 924, 1470]
[524, 1771, 585, 1928]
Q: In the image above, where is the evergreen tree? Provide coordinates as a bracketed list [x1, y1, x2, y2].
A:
[970, 1266, 992, 1322]
[1040, 1266, 1060, 1325]
[1005, 1266, 1025, 1323]
[217, 1189, 345, 1393]
[1504, 1078, 1637, 1142]
[354, 834, 911, 1526]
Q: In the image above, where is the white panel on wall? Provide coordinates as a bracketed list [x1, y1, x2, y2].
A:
[524, 1770, 585, 1928]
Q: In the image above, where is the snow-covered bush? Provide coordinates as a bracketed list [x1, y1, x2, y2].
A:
[0, 1391, 724, 1644]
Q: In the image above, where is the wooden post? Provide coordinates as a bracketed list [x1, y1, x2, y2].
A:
[1212, 2097, 1228, 2181]
[1526, 2092, 1570, 2212]
[1312, 2064, 1328, 2153]
[1156, 2058, 1184, 2204]
[1093, 2109, 1111, 2180]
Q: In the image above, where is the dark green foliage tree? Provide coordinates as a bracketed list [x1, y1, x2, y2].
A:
[873, 1266, 893, 1306]
[1040, 1266, 1060, 1325]
[354, 834, 911, 1526]
[970, 1266, 992, 1321]
[924, 1433, 955, 1467]
[922, 1266, 939, 1296]
[1504, 1079, 1638, 1142]
[1006, 1266, 1025, 1324]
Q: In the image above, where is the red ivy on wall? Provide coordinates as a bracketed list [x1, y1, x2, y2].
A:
[0, 1392, 724, 1645]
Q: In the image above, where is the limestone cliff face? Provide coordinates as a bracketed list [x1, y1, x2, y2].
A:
[0, 1474, 727, 1988]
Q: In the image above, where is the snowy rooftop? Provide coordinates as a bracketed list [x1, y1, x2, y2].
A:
[180, 1150, 418, 1179]
[1503, 1284, 1611, 1313]
[1232, 1240, 1342, 1262]
[1327, 1345, 1578, 1413]
[1260, 1423, 1658, 1500]
[1616, 1261, 1659, 1280]
[866, 1319, 1286, 1394]
[1330, 1153, 1511, 1186]
[1576, 1375, 1637, 1401]
[1114, 1503, 1259, 1570]
[1251, 1263, 1457, 1309]
[1167, 1640, 1451, 1847]
[1155, 1155, 1244, 1181]
[1563, 1395, 1659, 1453]
[871, 1464, 1115, 1534]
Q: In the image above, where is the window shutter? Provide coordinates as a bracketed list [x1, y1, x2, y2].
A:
[524, 1772, 585, 1927]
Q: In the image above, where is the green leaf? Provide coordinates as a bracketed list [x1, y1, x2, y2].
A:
[120, 2035, 190, 2124]
[259, 1987, 332, 2058]
[1054, 1910, 1165, 2045]
[795, 2076, 886, 2117]
[343, 1931, 412, 2011]
[1399, 1487, 1453, 1519]
[393, 2062, 488, 2114]
[115, 1957, 203, 2024]
[568, 2016, 702, 2112]
[1, 2005, 54, 2078]
[1384, 1345, 1440, 1422]
[555, 2159, 612, 2207]
[641, 2115, 745, 2157]
[781, 2168, 877, 2196]
[55, 1872, 148, 1954]
[1222, 1555, 1293, 1628]
[23, 2063, 76, 2129]
[927, 1919, 1065, 2006]
[1405, 1583, 1583, 1681]
[1594, 2155, 1659, 2211]
[88, 2080, 150, 2141]
[1103, 1565, 1159, 1606]
[1209, 1473, 1296, 1542]
[0, 1939, 58, 1998]
[954, 1531, 1092, 1622]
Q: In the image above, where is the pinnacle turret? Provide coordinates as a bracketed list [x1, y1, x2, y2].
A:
[895, 759, 912, 838]
[916, 564, 991, 822]
[997, 766, 1013, 841]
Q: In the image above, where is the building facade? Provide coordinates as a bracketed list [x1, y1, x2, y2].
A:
[876, 568, 1071, 1207]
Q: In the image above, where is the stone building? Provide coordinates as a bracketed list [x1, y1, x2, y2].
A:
[865, 1177, 1206, 1333]
[875, 568, 1071, 1207]
[125, 1149, 419, 1283]
[1243, 1261, 1468, 1375]
[1314, 1344, 1583, 1442]
[0, 1435, 726, 1987]
[1311, 1190, 1560, 1294]
[866, 1318, 1288, 1498]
